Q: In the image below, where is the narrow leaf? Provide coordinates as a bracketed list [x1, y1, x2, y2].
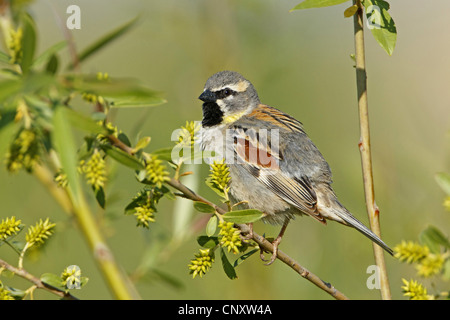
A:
[0, 51, 10, 64]
[220, 248, 237, 280]
[63, 107, 106, 134]
[95, 186, 106, 209]
[222, 209, 264, 224]
[363, 0, 397, 56]
[291, 0, 350, 11]
[32, 41, 66, 68]
[102, 145, 144, 170]
[20, 13, 37, 74]
[193, 201, 216, 214]
[233, 249, 259, 268]
[52, 106, 83, 205]
[435, 172, 450, 195]
[71, 16, 139, 68]
[419, 226, 450, 253]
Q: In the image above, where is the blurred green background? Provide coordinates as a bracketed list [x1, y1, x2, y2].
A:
[1, 0, 449, 299]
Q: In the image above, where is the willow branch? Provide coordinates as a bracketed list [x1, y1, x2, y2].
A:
[33, 163, 138, 300]
[167, 178, 348, 300]
[0, 258, 78, 300]
[353, 0, 391, 299]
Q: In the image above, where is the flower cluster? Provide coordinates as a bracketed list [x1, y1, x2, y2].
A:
[61, 265, 82, 289]
[209, 159, 231, 194]
[81, 72, 109, 105]
[6, 129, 41, 173]
[218, 221, 242, 254]
[25, 218, 56, 249]
[394, 241, 444, 278]
[54, 170, 68, 189]
[188, 249, 214, 279]
[145, 155, 169, 188]
[0, 286, 14, 300]
[0, 216, 22, 241]
[401, 279, 433, 300]
[134, 200, 156, 228]
[79, 149, 107, 191]
[7, 27, 22, 64]
[394, 241, 429, 264]
[178, 121, 200, 147]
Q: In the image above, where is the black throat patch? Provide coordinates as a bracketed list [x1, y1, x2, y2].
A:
[202, 102, 224, 127]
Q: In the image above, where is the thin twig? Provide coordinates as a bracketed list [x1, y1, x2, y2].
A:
[353, 0, 391, 300]
[0, 258, 78, 300]
[106, 134, 349, 299]
[166, 177, 349, 300]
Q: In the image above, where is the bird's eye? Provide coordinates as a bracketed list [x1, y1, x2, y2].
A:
[216, 88, 235, 99]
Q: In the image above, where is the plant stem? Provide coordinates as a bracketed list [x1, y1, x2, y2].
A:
[0, 258, 78, 300]
[33, 164, 137, 300]
[353, 0, 391, 300]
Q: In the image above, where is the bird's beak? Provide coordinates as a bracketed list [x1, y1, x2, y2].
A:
[198, 90, 216, 103]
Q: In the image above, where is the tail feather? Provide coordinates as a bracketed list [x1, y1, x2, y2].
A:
[334, 209, 393, 256]
[316, 184, 393, 255]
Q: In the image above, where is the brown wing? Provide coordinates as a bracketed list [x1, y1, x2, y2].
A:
[232, 126, 326, 224]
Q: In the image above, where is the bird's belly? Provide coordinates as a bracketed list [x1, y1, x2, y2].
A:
[229, 165, 296, 225]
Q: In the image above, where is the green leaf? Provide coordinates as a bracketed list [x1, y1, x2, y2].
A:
[206, 215, 218, 237]
[0, 51, 10, 64]
[419, 226, 450, 254]
[197, 235, 219, 249]
[94, 186, 106, 209]
[3, 286, 27, 300]
[291, 0, 350, 11]
[20, 13, 37, 74]
[193, 201, 216, 214]
[233, 249, 259, 268]
[443, 259, 450, 281]
[435, 172, 450, 195]
[151, 147, 174, 162]
[0, 111, 18, 160]
[63, 107, 107, 134]
[363, 0, 397, 56]
[40, 273, 65, 290]
[70, 16, 139, 68]
[32, 41, 66, 68]
[343, 4, 358, 17]
[134, 136, 151, 152]
[69, 75, 166, 108]
[222, 209, 264, 224]
[45, 54, 59, 75]
[220, 248, 237, 280]
[52, 106, 83, 205]
[101, 145, 144, 170]
[0, 79, 22, 104]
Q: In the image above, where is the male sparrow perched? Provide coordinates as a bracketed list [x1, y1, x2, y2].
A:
[199, 70, 392, 265]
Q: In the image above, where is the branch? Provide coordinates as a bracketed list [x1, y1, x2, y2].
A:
[353, 0, 391, 299]
[0, 258, 78, 300]
[33, 163, 138, 300]
[166, 178, 349, 300]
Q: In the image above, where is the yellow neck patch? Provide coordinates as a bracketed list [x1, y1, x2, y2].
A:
[223, 110, 248, 124]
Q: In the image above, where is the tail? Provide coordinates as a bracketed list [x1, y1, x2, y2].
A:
[334, 207, 393, 256]
[316, 185, 393, 256]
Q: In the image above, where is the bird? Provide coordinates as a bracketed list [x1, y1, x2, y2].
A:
[198, 70, 393, 265]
